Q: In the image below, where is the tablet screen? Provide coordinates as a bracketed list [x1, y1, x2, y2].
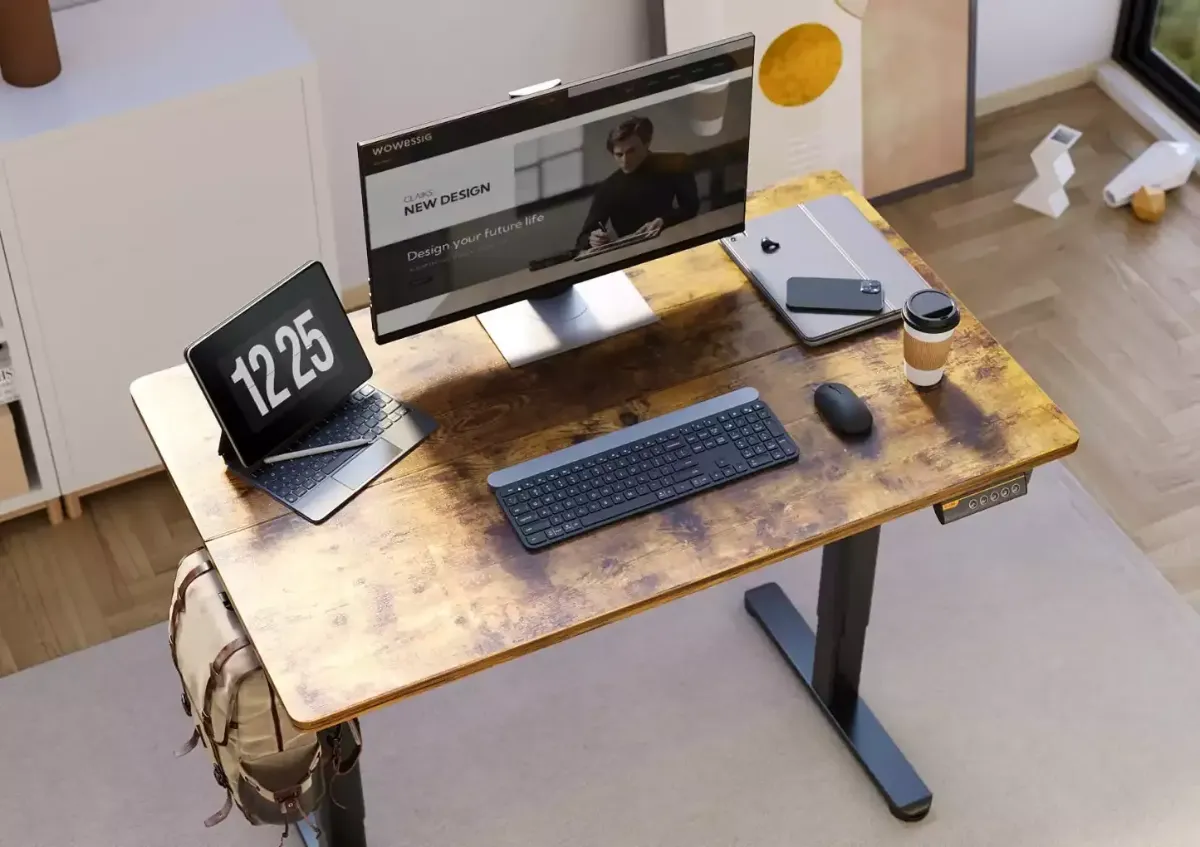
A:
[185, 261, 372, 467]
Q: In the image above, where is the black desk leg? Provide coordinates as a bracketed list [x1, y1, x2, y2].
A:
[744, 527, 933, 822]
[310, 722, 368, 847]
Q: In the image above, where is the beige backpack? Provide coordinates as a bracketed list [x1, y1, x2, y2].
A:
[169, 549, 360, 833]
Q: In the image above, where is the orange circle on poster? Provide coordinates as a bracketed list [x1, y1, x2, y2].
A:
[758, 23, 843, 107]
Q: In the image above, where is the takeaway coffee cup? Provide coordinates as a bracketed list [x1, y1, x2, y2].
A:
[902, 290, 961, 389]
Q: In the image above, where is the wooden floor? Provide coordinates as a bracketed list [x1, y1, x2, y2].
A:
[1, 83, 1197, 679]
[885, 84, 1200, 613]
[0, 474, 200, 677]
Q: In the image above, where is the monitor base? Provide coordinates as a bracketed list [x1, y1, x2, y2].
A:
[476, 272, 658, 368]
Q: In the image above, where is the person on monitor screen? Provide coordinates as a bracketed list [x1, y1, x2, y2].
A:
[575, 116, 700, 252]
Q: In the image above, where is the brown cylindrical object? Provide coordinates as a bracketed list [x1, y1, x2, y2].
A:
[0, 0, 63, 88]
[902, 331, 954, 371]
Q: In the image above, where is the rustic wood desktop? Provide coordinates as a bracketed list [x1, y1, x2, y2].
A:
[131, 172, 1079, 844]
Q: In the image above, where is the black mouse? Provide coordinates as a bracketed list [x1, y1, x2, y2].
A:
[814, 382, 873, 437]
[761, 236, 781, 254]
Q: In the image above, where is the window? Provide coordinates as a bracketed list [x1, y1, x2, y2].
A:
[1114, 0, 1200, 131]
[514, 127, 585, 206]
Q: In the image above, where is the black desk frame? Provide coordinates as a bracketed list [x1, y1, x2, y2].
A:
[745, 526, 933, 821]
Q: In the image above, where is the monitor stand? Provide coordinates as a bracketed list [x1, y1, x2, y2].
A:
[476, 271, 658, 368]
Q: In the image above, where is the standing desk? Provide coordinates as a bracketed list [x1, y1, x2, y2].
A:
[131, 171, 1079, 843]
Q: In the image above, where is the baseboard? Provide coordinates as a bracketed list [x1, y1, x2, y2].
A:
[1095, 60, 1200, 164]
[976, 65, 1100, 117]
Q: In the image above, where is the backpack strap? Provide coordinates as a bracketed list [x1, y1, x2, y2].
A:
[169, 554, 215, 654]
[201, 636, 251, 743]
[175, 727, 201, 758]
[216, 661, 262, 746]
[203, 791, 233, 828]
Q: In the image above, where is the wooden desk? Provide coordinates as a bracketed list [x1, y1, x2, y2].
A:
[132, 172, 1078, 835]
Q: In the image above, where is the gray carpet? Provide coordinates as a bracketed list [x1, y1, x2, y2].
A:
[5, 463, 1200, 847]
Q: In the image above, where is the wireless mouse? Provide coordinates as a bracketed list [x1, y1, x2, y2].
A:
[814, 382, 873, 437]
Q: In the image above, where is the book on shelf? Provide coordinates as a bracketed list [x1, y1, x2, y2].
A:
[0, 346, 16, 405]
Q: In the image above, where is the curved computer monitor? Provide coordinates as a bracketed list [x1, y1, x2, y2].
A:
[358, 34, 755, 366]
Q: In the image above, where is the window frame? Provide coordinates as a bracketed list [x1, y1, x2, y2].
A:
[1114, 0, 1200, 132]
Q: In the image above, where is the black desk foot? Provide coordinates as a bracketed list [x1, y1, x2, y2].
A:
[744, 528, 932, 822]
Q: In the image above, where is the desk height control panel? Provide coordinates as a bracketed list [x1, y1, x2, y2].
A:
[934, 470, 1032, 525]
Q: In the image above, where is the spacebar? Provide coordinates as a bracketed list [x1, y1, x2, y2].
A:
[581, 493, 658, 527]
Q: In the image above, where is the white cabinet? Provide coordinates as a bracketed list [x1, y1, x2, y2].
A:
[0, 0, 338, 500]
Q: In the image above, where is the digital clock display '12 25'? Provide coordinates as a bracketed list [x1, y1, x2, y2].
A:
[224, 305, 343, 432]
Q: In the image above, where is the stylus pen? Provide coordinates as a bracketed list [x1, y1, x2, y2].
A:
[264, 438, 372, 465]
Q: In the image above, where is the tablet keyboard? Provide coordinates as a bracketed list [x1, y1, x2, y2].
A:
[249, 385, 408, 503]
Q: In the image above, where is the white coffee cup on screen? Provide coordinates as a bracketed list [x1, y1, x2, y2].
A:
[902, 290, 961, 389]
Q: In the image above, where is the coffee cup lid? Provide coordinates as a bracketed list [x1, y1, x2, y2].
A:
[904, 290, 960, 333]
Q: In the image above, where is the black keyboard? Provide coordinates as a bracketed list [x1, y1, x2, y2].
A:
[488, 388, 797, 549]
[249, 384, 409, 503]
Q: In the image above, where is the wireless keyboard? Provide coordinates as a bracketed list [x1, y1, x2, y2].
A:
[488, 388, 797, 549]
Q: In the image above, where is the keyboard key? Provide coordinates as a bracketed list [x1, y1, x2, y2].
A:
[693, 475, 712, 487]
[673, 468, 702, 483]
[550, 515, 563, 526]
[767, 420, 785, 438]
[525, 532, 546, 545]
[749, 457, 765, 468]
[655, 489, 672, 500]
[323, 451, 356, 474]
[581, 493, 657, 527]
[771, 450, 784, 460]
[561, 520, 582, 534]
[518, 513, 538, 526]
[546, 527, 565, 539]
[723, 469, 737, 478]
[735, 462, 749, 472]
[538, 508, 552, 518]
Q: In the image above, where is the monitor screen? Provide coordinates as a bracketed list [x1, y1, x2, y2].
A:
[359, 35, 755, 343]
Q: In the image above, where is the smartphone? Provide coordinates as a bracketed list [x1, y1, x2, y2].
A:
[785, 277, 885, 314]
